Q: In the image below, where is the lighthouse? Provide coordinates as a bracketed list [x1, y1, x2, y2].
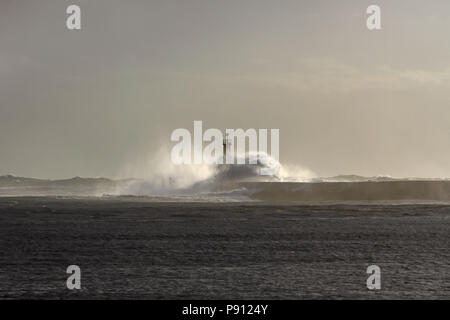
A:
[223, 133, 232, 164]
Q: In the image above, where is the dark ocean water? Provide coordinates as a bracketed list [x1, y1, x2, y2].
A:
[0, 197, 449, 299]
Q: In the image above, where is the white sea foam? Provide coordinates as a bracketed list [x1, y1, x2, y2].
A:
[117, 148, 316, 199]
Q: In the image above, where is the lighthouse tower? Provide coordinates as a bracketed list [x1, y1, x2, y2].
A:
[222, 133, 232, 164]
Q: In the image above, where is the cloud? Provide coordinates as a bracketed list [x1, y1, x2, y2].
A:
[237, 58, 450, 93]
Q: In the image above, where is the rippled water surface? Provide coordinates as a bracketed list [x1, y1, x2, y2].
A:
[0, 197, 449, 299]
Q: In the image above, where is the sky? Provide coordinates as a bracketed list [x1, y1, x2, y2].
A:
[1, 0, 450, 179]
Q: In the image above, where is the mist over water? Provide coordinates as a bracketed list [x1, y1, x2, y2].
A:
[116, 147, 317, 199]
[117, 147, 218, 195]
[2, 146, 450, 203]
[101, 147, 450, 203]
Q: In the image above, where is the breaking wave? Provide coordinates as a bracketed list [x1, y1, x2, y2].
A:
[116, 150, 450, 203]
[117, 150, 316, 200]
[4, 148, 449, 202]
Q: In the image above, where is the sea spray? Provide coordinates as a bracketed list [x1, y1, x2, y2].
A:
[118, 147, 316, 197]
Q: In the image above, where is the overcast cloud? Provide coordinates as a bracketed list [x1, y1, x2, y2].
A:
[1, 0, 450, 179]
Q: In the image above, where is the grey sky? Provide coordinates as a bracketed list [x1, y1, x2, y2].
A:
[1, 0, 450, 179]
